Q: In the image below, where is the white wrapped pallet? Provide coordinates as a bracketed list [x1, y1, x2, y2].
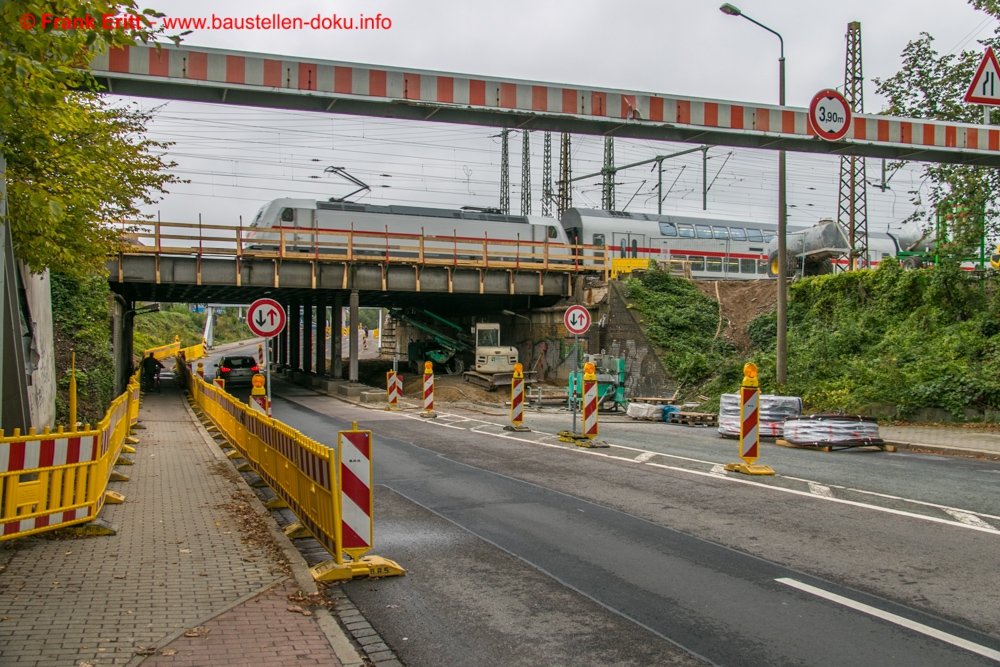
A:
[718, 393, 802, 438]
[783, 415, 882, 446]
[627, 402, 663, 421]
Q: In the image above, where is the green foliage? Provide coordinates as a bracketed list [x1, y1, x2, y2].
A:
[623, 270, 732, 385]
[134, 305, 254, 355]
[50, 271, 114, 424]
[1, 1, 180, 275]
[874, 20, 1000, 246]
[752, 262, 1000, 418]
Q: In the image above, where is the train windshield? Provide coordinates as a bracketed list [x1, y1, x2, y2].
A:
[658, 222, 678, 237]
[746, 228, 764, 242]
[280, 207, 294, 223]
[764, 232, 776, 243]
[250, 206, 266, 227]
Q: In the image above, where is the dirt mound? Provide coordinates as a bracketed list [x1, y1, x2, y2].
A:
[695, 280, 777, 351]
[400, 372, 508, 405]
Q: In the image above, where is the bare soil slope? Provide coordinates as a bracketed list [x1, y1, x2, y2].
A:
[694, 280, 777, 351]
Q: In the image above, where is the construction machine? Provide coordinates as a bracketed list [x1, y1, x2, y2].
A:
[463, 322, 538, 391]
[568, 353, 627, 412]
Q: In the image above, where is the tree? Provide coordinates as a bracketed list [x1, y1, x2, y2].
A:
[1, 1, 181, 275]
[874, 11, 1000, 252]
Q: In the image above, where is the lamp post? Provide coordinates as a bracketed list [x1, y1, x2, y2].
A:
[720, 3, 787, 386]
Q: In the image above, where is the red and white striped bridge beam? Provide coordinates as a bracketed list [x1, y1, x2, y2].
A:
[91, 43, 1000, 167]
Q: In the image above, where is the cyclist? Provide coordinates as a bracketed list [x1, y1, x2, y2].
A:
[141, 352, 164, 392]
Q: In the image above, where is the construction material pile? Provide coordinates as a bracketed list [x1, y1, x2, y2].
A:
[718, 394, 803, 438]
[626, 402, 663, 421]
[783, 414, 882, 446]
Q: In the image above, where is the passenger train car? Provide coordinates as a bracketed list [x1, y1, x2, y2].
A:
[246, 198, 568, 261]
[561, 208, 920, 279]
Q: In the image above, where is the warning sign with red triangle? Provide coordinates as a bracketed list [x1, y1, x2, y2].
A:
[965, 47, 1000, 105]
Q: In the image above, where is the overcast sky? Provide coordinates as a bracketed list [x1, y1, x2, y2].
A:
[120, 0, 997, 231]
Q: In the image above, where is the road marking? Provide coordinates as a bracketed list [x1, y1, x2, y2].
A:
[710, 464, 727, 476]
[776, 577, 1000, 662]
[808, 482, 833, 498]
[295, 400, 1000, 538]
[634, 452, 657, 463]
[944, 509, 997, 531]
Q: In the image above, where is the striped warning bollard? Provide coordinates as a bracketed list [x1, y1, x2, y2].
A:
[582, 362, 598, 440]
[725, 363, 775, 475]
[338, 422, 373, 561]
[505, 364, 530, 432]
[386, 370, 400, 409]
[197, 362, 205, 379]
[396, 372, 403, 405]
[420, 362, 436, 418]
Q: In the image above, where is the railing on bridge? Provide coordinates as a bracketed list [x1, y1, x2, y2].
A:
[122, 220, 610, 277]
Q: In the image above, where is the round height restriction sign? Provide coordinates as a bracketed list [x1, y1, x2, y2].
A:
[564, 305, 591, 335]
[808, 89, 852, 142]
[247, 298, 286, 338]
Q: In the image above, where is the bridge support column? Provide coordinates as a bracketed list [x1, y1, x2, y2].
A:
[302, 294, 313, 375]
[316, 293, 327, 376]
[289, 298, 301, 371]
[277, 303, 288, 366]
[332, 292, 343, 379]
[349, 289, 359, 383]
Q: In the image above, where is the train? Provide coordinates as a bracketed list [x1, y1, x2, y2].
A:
[247, 197, 933, 279]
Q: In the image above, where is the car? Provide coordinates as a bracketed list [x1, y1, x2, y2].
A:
[214, 355, 260, 386]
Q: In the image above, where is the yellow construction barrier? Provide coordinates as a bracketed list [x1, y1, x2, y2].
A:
[178, 343, 205, 362]
[0, 373, 139, 540]
[179, 362, 403, 581]
[610, 257, 653, 279]
[146, 336, 181, 361]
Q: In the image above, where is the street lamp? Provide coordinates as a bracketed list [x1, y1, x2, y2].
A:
[720, 3, 788, 386]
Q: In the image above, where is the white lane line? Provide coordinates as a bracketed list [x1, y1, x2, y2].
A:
[944, 509, 998, 531]
[710, 464, 727, 476]
[776, 577, 1000, 662]
[808, 482, 833, 498]
[634, 451, 658, 463]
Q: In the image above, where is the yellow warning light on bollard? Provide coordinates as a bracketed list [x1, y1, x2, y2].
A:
[196, 361, 205, 379]
[424, 361, 433, 374]
[725, 362, 774, 476]
[513, 363, 523, 377]
[583, 362, 596, 379]
[251, 374, 266, 393]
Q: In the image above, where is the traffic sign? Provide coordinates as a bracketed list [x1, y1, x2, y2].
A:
[247, 298, 286, 338]
[965, 48, 1000, 105]
[564, 305, 591, 335]
[808, 89, 852, 142]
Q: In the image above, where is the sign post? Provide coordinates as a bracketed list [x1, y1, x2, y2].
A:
[559, 305, 605, 446]
[725, 363, 775, 476]
[247, 298, 287, 417]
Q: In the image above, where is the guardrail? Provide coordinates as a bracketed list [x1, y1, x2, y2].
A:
[122, 220, 611, 277]
[178, 360, 403, 581]
[0, 373, 139, 540]
[179, 343, 206, 362]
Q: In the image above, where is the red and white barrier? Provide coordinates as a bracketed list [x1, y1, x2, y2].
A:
[0, 435, 100, 472]
[582, 363, 599, 439]
[386, 371, 400, 407]
[740, 385, 759, 462]
[422, 362, 435, 417]
[510, 365, 524, 426]
[338, 428, 373, 560]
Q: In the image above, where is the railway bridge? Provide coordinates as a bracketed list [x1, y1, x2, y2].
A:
[108, 218, 606, 387]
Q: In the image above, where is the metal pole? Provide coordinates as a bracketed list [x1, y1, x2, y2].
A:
[349, 289, 359, 383]
[572, 334, 579, 434]
[657, 159, 663, 215]
[266, 338, 272, 416]
[702, 147, 708, 210]
[776, 55, 788, 386]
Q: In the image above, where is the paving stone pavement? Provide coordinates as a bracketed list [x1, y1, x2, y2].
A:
[0, 383, 344, 667]
[142, 580, 334, 667]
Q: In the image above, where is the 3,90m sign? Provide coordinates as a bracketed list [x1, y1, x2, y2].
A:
[808, 89, 852, 142]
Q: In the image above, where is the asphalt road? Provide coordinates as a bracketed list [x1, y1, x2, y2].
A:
[191, 348, 1000, 665]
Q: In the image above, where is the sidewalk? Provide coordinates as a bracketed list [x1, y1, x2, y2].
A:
[881, 425, 1000, 460]
[0, 380, 360, 666]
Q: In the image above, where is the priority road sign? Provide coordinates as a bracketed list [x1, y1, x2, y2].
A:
[564, 304, 591, 335]
[808, 89, 852, 142]
[965, 48, 1000, 105]
[247, 298, 286, 338]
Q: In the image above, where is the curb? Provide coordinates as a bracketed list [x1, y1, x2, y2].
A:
[886, 440, 1000, 462]
[183, 392, 369, 667]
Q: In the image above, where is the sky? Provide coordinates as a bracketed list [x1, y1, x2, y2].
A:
[114, 0, 998, 232]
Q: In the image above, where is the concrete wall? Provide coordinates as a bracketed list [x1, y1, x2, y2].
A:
[598, 281, 674, 399]
[19, 266, 56, 429]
